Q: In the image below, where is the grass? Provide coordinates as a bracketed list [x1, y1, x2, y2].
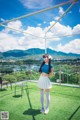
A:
[0, 82, 80, 120]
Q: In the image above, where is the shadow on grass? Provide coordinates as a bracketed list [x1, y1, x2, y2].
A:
[68, 105, 80, 120]
[0, 88, 7, 91]
[23, 86, 41, 120]
[0, 87, 32, 98]
[23, 109, 40, 116]
[13, 95, 22, 98]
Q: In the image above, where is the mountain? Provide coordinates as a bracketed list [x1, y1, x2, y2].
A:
[2, 50, 31, 57]
[0, 48, 80, 59]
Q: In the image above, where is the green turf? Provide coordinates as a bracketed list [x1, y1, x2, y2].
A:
[0, 82, 80, 120]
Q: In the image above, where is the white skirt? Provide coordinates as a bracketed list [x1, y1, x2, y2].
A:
[38, 75, 52, 89]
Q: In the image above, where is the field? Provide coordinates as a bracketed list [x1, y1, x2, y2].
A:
[0, 82, 80, 120]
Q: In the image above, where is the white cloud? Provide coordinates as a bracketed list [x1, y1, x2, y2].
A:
[59, 7, 64, 15]
[45, 31, 60, 41]
[54, 16, 60, 21]
[55, 39, 80, 54]
[72, 24, 80, 34]
[0, 25, 46, 52]
[48, 46, 54, 50]
[18, 26, 59, 49]
[49, 21, 72, 36]
[24, 26, 44, 37]
[0, 32, 25, 52]
[18, 35, 45, 50]
[54, 7, 64, 21]
[19, 0, 53, 9]
[0, 18, 5, 22]
[0, 20, 80, 54]
[2, 20, 23, 34]
[43, 21, 47, 24]
[7, 20, 22, 30]
[55, 7, 72, 21]
[37, 23, 41, 27]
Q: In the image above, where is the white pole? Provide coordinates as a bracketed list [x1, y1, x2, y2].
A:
[44, 2, 76, 54]
[45, 2, 75, 34]
[44, 34, 47, 54]
[0, 0, 74, 26]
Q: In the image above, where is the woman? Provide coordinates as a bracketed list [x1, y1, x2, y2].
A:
[38, 54, 53, 114]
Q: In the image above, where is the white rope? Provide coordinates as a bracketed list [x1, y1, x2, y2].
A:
[46, 33, 80, 39]
[0, 24, 44, 39]
[0, 0, 78, 40]
[0, 0, 75, 26]
[45, 1, 76, 34]
[44, 0, 78, 53]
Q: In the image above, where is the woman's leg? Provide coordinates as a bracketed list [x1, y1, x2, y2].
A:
[40, 89, 45, 112]
[45, 89, 50, 113]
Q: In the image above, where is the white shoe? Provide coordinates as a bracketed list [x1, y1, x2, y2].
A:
[40, 108, 45, 113]
[44, 108, 49, 114]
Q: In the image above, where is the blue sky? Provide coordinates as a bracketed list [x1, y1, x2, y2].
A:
[0, 0, 80, 54]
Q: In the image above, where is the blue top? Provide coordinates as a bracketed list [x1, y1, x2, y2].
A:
[41, 64, 53, 74]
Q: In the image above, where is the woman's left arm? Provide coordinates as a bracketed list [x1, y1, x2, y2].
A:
[48, 68, 54, 77]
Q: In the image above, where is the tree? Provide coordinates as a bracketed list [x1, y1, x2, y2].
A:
[3, 74, 17, 89]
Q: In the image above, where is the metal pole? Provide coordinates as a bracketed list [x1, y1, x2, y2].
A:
[44, 1, 76, 54]
[59, 65, 62, 84]
[44, 34, 47, 54]
[0, 0, 74, 26]
[45, 1, 76, 34]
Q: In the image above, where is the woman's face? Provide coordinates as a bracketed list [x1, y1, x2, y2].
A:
[43, 56, 49, 63]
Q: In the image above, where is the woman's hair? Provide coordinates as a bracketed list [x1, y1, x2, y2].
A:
[39, 54, 52, 73]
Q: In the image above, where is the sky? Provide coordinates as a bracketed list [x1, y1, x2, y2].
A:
[0, 0, 80, 54]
